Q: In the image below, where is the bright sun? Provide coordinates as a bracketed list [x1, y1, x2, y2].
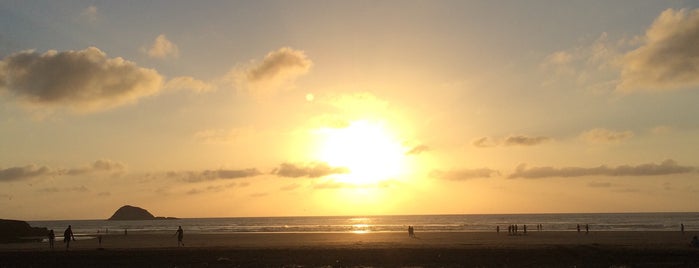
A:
[314, 120, 407, 185]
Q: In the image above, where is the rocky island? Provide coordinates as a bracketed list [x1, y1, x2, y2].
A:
[107, 205, 177, 220]
[0, 219, 48, 242]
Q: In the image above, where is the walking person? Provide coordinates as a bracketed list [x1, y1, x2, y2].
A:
[47, 229, 55, 249]
[63, 225, 75, 249]
[175, 226, 184, 246]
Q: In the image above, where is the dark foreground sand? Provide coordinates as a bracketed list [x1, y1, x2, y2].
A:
[2, 231, 699, 267]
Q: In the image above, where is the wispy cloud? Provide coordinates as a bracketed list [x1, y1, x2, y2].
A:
[145, 34, 179, 59]
[504, 135, 551, 146]
[164, 76, 215, 92]
[473, 135, 551, 148]
[0, 47, 163, 113]
[0, 165, 52, 182]
[79, 5, 99, 24]
[405, 144, 430, 155]
[272, 162, 349, 178]
[169, 168, 262, 183]
[579, 128, 633, 144]
[618, 8, 699, 92]
[510, 159, 694, 179]
[430, 168, 500, 181]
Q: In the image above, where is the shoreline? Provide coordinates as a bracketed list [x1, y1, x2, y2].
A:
[2, 231, 698, 267]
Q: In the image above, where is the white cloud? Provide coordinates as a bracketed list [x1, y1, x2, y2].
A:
[618, 9, 699, 92]
[0, 47, 163, 113]
[146, 34, 179, 59]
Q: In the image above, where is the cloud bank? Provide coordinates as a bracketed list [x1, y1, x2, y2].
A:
[510, 159, 694, 179]
[619, 8, 699, 91]
[0, 47, 163, 112]
[0, 160, 126, 182]
[473, 135, 551, 148]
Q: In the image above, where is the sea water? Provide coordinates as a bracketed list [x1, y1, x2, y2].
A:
[30, 212, 699, 236]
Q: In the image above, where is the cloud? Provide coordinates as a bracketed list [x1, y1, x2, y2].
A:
[472, 137, 498, 148]
[0, 165, 52, 182]
[38, 185, 89, 194]
[504, 135, 551, 146]
[312, 179, 401, 189]
[0, 160, 126, 182]
[509, 159, 694, 179]
[164, 76, 215, 92]
[146, 34, 179, 59]
[193, 127, 256, 145]
[272, 162, 349, 178]
[618, 8, 699, 92]
[0, 47, 163, 112]
[405, 144, 430, 155]
[472, 135, 550, 148]
[59, 159, 125, 176]
[80, 5, 98, 23]
[229, 47, 312, 95]
[186, 183, 236, 195]
[280, 183, 301, 191]
[170, 168, 262, 183]
[579, 128, 633, 144]
[429, 168, 500, 181]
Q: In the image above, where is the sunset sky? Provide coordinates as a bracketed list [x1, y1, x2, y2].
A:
[2, 1, 699, 220]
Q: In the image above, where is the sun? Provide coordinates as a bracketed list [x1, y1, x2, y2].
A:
[313, 120, 407, 185]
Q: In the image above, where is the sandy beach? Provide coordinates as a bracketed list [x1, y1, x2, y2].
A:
[2, 231, 698, 267]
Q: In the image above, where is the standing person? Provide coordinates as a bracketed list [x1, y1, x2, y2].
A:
[63, 225, 75, 249]
[496, 225, 500, 234]
[175, 226, 184, 246]
[577, 224, 581, 233]
[681, 223, 685, 234]
[47, 229, 55, 249]
[585, 224, 589, 234]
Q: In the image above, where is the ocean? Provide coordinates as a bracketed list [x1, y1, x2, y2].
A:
[29, 213, 699, 236]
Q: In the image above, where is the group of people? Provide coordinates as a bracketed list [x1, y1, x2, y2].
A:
[46, 225, 76, 249]
[46, 225, 185, 249]
[407, 225, 416, 237]
[576, 224, 590, 234]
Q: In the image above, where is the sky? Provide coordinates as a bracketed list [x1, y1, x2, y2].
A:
[2, 1, 699, 220]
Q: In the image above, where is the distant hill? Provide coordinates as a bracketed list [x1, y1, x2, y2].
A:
[108, 205, 177, 220]
[0, 219, 48, 243]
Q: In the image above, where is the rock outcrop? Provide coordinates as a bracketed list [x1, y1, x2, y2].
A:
[107, 205, 177, 220]
[0, 219, 48, 243]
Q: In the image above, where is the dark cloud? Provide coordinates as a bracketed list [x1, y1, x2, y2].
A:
[0, 47, 163, 112]
[405, 145, 430, 155]
[429, 168, 500, 181]
[173, 168, 262, 183]
[0, 165, 52, 182]
[510, 159, 694, 179]
[272, 162, 349, 178]
[504, 135, 550, 146]
[619, 8, 699, 91]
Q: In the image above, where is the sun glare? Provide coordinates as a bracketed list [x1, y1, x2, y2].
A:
[314, 120, 407, 185]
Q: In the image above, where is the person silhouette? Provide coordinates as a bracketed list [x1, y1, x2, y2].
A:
[63, 225, 75, 249]
[47, 229, 55, 249]
[175, 226, 184, 246]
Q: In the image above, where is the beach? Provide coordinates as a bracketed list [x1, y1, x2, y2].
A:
[2, 231, 699, 267]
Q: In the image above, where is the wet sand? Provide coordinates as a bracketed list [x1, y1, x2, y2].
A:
[2, 231, 698, 267]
